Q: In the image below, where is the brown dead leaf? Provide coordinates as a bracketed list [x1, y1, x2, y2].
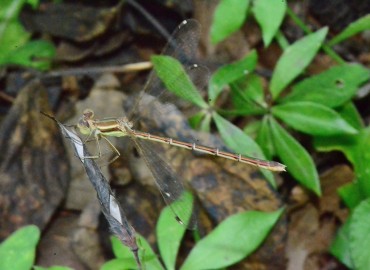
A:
[21, 3, 120, 42]
[319, 165, 352, 222]
[0, 79, 70, 240]
[286, 165, 351, 270]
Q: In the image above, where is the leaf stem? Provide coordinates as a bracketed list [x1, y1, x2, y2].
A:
[286, 7, 346, 64]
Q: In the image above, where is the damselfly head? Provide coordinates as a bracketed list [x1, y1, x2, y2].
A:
[83, 109, 94, 120]
[77, 117, 91, 135]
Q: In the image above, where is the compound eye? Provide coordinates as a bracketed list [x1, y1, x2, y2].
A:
[77, 118, 91, 135]
[77, 118, 89, 128]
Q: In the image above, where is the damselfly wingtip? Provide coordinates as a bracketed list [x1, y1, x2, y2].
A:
[175, 216, 184, 225]
[174, 215, 197, 230]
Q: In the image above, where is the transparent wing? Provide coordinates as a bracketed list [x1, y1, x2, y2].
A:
[128, 19, 210, 123]
[131, 135, 197, 229]
[161, 19, 201, 66]
[122, 19, 208, 229]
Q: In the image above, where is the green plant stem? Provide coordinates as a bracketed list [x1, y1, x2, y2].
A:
[286, 7, 346, 64]
[192, 228, 201, 243]
[275, 30, 289, 49]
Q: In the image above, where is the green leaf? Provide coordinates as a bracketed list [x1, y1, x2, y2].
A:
[338, 182, 364, 210]
[280, 64, 370, 107]
[199, 113, 212, 133]
[337, 101, 364, 130]
[270, 28, 328, 99]
[329, 14, 370, 46]
[157, 192, 192, 270]
[181, 209, 284, 270]
[313, 130, 370, 198]
[0, 225, 40, 270]
[101, 258, 137, 270]
[188, 111, 206, 129]
[243, 120, 261, 138]
[351, 127, 370, 197]
[138, 234, 164, 268]
[2, 40, 55, 70]
[253, 0, 286, 46]
[256, 116, 275, 159]
[313, 135, 357, 164]
[26, 0, 39, 9]
[211, 0, 250, 44]
[0, 0, 26, 18]
[0, 0, 31, 62]
[272, 101, 358, 136]
[230, 74, 267, 115]
[0, 20, 30, 62]
[111, 236, 135, 260]
[269, 117, 321, 195]
[209, 50, 258, 102]
[316, 128, 370, 197]
[350, 198, 370, 270]
[189, 111, 212, 132]
[330, 218, 354, 269]
[34, 266, 73, 270]
[212, 112, 276, 187]
[0, 0, 55, 70]
[110, 235, 163, 270]
[151, 55, 208, 109]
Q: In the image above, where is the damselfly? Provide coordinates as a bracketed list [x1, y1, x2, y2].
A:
[77, 19, 286, 229]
